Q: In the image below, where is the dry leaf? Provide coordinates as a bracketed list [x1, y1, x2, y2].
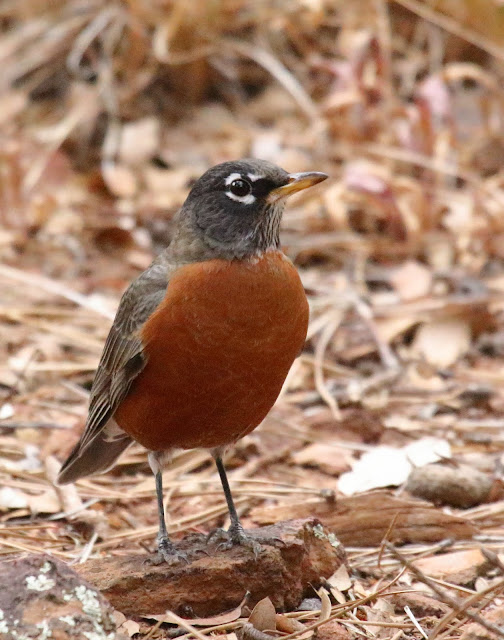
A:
[338, 437, 451, 495]
[0, 487, 28, 510]
[296, 589, 332, 640]
[388, 260, 432, 301]
[375, 315, 420, 344]
[318, 588, 332, 621]
[149, 593, 248, 626]
[412, 318, 471, 367]
[413, 549, 490, 586]
[0, 403, 14, 420]
[0, 91, 26, 125]
[118, 619, 141, 637]
[27, 488, 60, 514]
[119, 117, 160, 165]
[102, 163, 138, 198]
[416, 74, 451, 121]
[329, 564, 352, 592]
[292, 442, 353, 475]
[275, 615, 308, 633]
[248, 597, 276, 632]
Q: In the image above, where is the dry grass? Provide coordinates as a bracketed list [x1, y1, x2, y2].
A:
[2, 0, 504, 638]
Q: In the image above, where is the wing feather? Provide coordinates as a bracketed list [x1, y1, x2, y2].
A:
[57, 259, 171, 483]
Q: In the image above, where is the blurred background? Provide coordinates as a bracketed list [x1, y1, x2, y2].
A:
[2, 0, 504, 633]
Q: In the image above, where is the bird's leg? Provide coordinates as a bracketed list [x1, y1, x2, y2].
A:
[148, 451, 188, 565]
[211, 452, 262, 556]
[214, 454, 242, 537]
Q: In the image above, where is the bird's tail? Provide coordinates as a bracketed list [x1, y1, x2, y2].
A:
[57, 419, 132, 484]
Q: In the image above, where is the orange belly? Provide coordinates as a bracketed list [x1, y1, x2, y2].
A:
[114, 251, 309, 451]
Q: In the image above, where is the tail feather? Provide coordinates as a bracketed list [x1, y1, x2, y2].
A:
[58, 420, 132, 484]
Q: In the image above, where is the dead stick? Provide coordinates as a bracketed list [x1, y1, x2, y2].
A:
[385, 543, 504, 639]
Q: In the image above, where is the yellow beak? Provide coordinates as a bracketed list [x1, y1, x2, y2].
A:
[267, 171, 328, 203]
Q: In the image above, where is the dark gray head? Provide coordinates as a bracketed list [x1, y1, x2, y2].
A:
[170, 159, 327, 261]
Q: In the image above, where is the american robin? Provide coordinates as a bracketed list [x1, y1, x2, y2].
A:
[58, 159, 328, 562]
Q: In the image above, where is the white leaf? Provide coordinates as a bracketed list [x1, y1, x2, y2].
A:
[338, 438, 451, 495]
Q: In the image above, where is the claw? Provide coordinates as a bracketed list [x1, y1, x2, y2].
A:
[208, 524, 266, 558]
[206, 527, 227, 545]
[146, 536, 190, 566]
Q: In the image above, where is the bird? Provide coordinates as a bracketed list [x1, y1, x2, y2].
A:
[58, 158, 328, 563]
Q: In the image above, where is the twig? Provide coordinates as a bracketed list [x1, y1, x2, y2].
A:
[0, 265, 115, 319]
[161, 611, 210, 640]
[313, 310, 343, 420]
[222, 38, 318, 121]
[404, 605, 428, 639]
[392, 0, 504, 62]
[385, 543, 504, 639]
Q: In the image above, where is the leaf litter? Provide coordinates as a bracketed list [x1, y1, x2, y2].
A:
[2, 0, 504, 638]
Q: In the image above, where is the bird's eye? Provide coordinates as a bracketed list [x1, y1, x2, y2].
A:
[229, 179, 251, 197]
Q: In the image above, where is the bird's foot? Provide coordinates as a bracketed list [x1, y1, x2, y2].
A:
[147, 536, 190, 566]
[207, 523, 281, 558]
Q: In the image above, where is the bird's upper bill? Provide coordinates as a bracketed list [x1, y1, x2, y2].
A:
[267, 171, 328, 203]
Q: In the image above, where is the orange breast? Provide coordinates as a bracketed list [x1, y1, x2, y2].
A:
[114, 251, 309, 451]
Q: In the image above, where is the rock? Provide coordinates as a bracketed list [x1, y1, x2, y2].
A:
[317, 619, 351, 640]
[413, 549, 491, 586]
[0, 554, 126, 640]
[78, 519, 346, 617]
[406, 463, 494, 508]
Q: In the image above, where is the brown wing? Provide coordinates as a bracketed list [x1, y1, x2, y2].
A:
[58, 260, 170, 483]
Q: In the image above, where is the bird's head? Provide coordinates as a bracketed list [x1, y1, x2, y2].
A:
[173, 159, 328, 260]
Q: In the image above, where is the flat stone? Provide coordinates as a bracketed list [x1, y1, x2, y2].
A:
[0, 554, 126, 640]
[78, 518, 346, 617]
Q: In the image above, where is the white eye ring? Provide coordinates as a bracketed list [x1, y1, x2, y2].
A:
[224, 173, 255, 204]
[226, 191, 256, 205]
[225, 172, 241, 186]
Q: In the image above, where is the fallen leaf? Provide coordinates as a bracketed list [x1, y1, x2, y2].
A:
[416, 73, 451, 121]
[118, 619, 141, 637]
[375, 315, 420, 344]
[412, 317, 471, 367]
[0, 91, 26, 125]
[318, 588, 332, 621]
[296, 590, 332, 640]
[388, 260, 432, 301]
[248, 597, 276, 632]
[0, 487, 28, 510]
[149, 593, 248, 626]
[0, 403, 14, 420]
[102, 163, 138, 198]
[275, 615, 308, 633]
[119, 117, 160, 165]
[338, 437, 451, 495]
[27, 488, 60, 515]
[292, 442, 353, 475]
[329, 564, 352, 592]
[413, 549, 490, 586]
